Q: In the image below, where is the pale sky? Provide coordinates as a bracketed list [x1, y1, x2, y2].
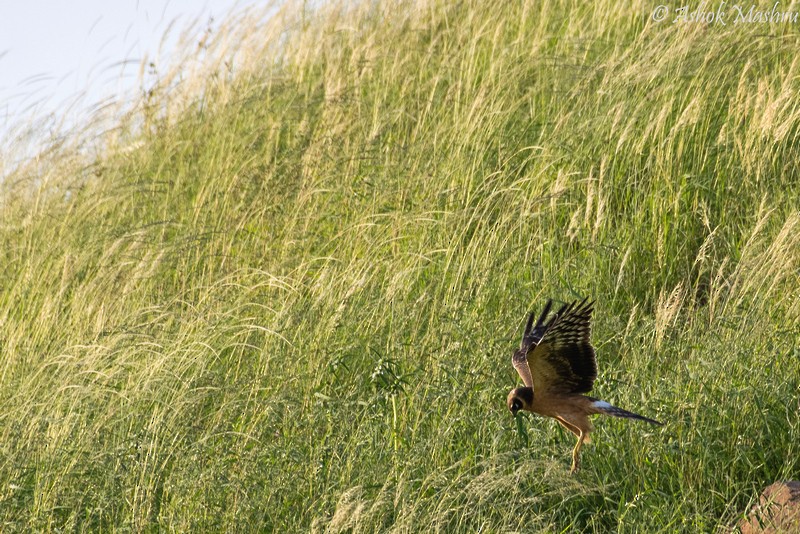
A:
[0, 0, 265, 147]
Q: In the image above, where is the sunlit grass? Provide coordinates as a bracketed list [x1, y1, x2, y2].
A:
[0, 0, 798, 531]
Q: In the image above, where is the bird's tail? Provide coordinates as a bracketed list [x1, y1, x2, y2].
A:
[591, 400, 663, 426]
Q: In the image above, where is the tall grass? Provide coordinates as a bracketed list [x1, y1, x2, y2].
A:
[0, 0, 798, 531]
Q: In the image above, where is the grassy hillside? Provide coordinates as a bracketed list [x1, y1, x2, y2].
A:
[1, 0, 799, 531]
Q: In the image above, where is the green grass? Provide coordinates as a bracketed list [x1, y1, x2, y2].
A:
[1, 0, 799, 531]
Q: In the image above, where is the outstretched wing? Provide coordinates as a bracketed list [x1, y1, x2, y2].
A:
[511, 299, 557, 388]
[527, 297, 597, 395]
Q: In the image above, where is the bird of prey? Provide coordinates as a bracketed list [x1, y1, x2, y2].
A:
[507, 297, 662, 473]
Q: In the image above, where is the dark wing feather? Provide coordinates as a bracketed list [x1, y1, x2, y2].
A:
[526, 297, 597, 394]
[521, 299, 554, 349]
[512, 299, 557, 388]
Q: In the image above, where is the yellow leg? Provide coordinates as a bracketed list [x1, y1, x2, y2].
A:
[570, 430, 585, 475]
[556, 417, 580, 437]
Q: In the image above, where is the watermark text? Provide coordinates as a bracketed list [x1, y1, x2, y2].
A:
[651, 2, 800, 24]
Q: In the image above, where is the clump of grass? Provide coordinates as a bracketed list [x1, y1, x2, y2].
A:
[0, 0, 798, 531]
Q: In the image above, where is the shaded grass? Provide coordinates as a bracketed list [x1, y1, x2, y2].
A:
[0, 0, 799, 531]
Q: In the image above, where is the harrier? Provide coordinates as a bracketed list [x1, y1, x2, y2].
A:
[507, 297, 662, 473]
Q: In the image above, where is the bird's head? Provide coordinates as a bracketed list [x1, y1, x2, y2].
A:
[507, 387, 534, 415]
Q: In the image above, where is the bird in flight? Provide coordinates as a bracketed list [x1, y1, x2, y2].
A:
[507, 297, 662, 473]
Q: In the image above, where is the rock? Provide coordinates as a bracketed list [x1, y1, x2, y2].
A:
[739, 481, 800, 534]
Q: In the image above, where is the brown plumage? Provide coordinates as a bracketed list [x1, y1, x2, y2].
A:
[507, 297, 662, 473]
